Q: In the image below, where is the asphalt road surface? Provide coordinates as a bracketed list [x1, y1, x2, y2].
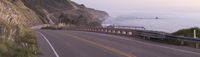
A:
[35, 30, 200, 57]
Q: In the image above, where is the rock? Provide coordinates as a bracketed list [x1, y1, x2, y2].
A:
[0, 0, 109, 27]
[22, 0, 109, 27]
[0, 0, 43, 27]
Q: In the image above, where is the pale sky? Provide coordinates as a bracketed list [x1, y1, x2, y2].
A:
[72, 0, 200, 32]
[72, 0, 200, 15]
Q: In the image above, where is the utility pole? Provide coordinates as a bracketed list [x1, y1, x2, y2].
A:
[194, 29, 199, 48]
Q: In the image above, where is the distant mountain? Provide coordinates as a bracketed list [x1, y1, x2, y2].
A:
[0, 0, 109, 27]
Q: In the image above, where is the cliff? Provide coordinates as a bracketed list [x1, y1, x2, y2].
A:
[0, 0, 109, 27]
[0, 0, 43, 26]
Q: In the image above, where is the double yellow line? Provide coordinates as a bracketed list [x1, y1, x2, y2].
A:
[63, 32, 136, 57]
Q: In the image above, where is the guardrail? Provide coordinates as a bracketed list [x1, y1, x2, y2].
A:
[167, 35, 200, 48]
[67, 27, 140, 37]
[167, 35, 200, 42]
[68, 27, 168, 39]
[65, 27, 200, 48]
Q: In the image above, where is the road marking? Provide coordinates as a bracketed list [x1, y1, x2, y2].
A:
[64, 32, 136, 57]
[37, 31, 60, 57]
[94, 33, 200, 55]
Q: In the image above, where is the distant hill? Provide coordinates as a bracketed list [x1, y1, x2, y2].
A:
[172, 27, 200, 38]
[0, 0, 109, 27]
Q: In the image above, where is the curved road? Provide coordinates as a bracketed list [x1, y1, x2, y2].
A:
[36, 30, 200, 57]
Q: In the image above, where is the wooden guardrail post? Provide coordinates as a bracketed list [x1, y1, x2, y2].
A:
[101, 29, 103, 32]
[112, 30, 116, 33]
[128, 32, 132, 35]
[122, 31, 126, 35]
[180, 40, 184, 46]
[117, 31, 121, 34]
[92, 29, 95, 31]
[91, 29, 93, 31]
[142, 34, 146, 39]
[105, 29, 107, 32]
[95, 29, 97, 32]
[196, 43, 199, 48]
[108, 30, 112, 33]
[98, 29, 100, 32]
[193, 29, 199, 48]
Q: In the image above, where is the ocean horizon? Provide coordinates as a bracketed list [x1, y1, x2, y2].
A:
[103, 11, 200, 33]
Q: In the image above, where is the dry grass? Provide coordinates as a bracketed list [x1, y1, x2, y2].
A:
[0, 20, 39, 57]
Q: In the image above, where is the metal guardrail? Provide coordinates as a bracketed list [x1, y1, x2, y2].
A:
[167, 35, 200, 42]
[65, 27, 200, 48]
[166, 35, 200, 48]
[66, 27, 168, 39]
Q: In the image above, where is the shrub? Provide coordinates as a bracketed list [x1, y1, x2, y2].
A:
[172, 27, 200, 38]
[0, 21, 38, 57]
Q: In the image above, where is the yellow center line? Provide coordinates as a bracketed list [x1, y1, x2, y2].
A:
[63, 32, 136, 57]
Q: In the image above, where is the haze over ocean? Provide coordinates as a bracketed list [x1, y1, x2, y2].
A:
[103, 11, 200, 33]
[72, 0, 200, 32]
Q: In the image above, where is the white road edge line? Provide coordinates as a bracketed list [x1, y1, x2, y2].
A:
[37, 31, 60, 57]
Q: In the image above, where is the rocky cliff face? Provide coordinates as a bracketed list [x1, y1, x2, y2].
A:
[0, 0, 109, 27]
[0, 0, 43, 26]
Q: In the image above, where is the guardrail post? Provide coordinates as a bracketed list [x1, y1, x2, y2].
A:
[143, 36, 147, 40]
[105, 29, 107, 32]
[98, 29, 100, 32]
[180, 40, 184, 46]
[196, 43, 199, 48]
[112, 30, 116, 33]
[118, 31, 121, 34]
[128, 32, 132, 35]
[101, 29, 104, 32]
[122, 31, 126, 34]
[108, 30, 112, 33]
[91, 29, 93, 31]
[95, 29, 97, 31]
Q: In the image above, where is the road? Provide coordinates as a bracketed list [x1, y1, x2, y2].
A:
[36, 30, 200, 57]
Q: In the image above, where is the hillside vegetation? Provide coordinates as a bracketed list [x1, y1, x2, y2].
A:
[0, 0, 40, 57]
[22, 0, 108, 27]
[0, 0, 109, 57]
[172, 27, 200, 38]
[0, 20, 38, 57]
[1, 0, 108, 27]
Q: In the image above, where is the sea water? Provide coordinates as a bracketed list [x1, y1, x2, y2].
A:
[103, 11, 200, 33]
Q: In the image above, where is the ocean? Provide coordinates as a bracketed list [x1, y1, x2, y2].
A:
[103, 11, 200, 33]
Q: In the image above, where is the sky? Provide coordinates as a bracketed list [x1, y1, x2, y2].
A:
[72, 0, 200, 16]
[72, 0, 200, 32]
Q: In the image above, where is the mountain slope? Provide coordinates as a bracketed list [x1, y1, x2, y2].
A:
[0, 0, 109, 27]
[22, 0, 109, 26]
[0, 0, 43, 26]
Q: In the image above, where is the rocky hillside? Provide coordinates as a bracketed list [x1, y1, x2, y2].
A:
[0, 0, 109, 27]
[0, 0, 43, 27]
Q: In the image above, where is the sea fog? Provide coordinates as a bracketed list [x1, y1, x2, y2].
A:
[103, 11, 200, 33]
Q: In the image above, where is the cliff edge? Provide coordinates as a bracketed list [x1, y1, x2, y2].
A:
[0, 0, 109, 27]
